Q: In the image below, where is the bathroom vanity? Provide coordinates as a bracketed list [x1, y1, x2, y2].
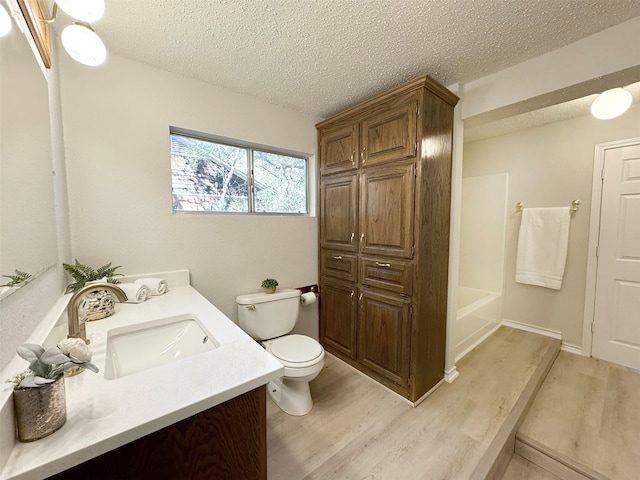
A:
[0, 271, 282, 479]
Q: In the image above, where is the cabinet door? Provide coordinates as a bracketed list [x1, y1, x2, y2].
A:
[360, 164, 415, 258]
[319, 122, 359, 175]
[358, 288, 411, 387]
[360, 93, 417, 168]
[320, 279, 358, 359]
[320, 172, 358, 252]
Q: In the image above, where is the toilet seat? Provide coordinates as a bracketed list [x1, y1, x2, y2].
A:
[267, 335, 324, 368]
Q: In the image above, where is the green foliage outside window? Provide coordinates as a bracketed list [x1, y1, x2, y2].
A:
[170, 132, 307, 214]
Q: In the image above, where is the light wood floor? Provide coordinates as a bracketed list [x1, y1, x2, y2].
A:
[516, 351, 640, 480]
[266, 327, 556, 479]
[502, 455, 562, 480]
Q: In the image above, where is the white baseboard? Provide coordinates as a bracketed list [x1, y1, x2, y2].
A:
[560, 343, 582, 355]
[454, 323, 502, 363]
[501, 319, 562, 340]
[445, 366, 459, 383]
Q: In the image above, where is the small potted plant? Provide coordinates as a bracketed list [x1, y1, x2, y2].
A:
[1, 269, 32, 288]
[7, 338, 98, 442]
[1, 269, 32, 296]
[63, 259, 123, 321]
[261, 278, 278, 294]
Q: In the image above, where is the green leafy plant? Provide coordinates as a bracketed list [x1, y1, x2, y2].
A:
[1, 269, 32, 287]
[62, 259, 123, 294]
[7, 339, 98, 389]
[261, 278, 278, 289]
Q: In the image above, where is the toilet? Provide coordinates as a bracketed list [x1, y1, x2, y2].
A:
[236, 288, 324, 416]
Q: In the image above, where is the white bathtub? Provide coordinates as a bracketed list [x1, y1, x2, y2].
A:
[454, 286, 502, 361]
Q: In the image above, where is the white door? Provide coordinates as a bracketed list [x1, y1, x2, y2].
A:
[592, 141, 640, 370]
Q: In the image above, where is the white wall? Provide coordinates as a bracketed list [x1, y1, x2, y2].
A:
[459, 173, 508, 293]
[463, 103, 640, 347]
[58, 52, 321, 326]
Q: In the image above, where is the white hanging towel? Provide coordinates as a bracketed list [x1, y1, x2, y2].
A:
[516, 207, 571, 290]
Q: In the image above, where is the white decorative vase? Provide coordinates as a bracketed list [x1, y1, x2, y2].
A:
[82, 288, 116, 321]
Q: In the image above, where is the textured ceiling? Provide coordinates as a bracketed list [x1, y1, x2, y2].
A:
[464, 80, 640, 142]
[57, 0, 640, 121]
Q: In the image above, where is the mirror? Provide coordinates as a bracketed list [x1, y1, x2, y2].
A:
[0, 21, 57, 298]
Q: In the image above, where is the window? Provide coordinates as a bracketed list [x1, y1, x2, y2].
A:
[170, 130, 308, 214]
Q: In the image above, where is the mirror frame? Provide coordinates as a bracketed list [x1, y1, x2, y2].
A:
[16, 0, 51, 69]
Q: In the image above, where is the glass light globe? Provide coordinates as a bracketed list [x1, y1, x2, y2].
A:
[0, 4, 12, 38]
[61, 23, 106, 66]
[56, 0, 104, 22]
[591, 88, 633, 120]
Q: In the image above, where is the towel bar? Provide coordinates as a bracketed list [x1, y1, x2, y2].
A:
[516, 200, 580, 212]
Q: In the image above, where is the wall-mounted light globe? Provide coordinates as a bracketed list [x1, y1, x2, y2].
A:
[56, 0, 104, 22]
[0, 4, 12, 37]
[590, 88, 633, 120]
[61, 23, 106, 66]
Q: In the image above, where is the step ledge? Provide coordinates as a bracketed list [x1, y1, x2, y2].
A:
[469, 337, 561, 480]
[516, 433, 612, 480]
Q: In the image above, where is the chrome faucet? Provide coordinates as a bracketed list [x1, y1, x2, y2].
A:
[67, 283, 128, 343]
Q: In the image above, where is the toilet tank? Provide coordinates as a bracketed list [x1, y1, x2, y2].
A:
[236, 289, 301, 340]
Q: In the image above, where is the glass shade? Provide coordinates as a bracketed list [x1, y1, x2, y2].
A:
[591, 88, 633, 120]
[56, 0, 104, 22]
[61, 23, 106, 66]
[0, 4, 12, 37]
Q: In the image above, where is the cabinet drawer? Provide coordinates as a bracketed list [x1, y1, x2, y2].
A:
[360, 257, 412, 295]
[321, 251, 357, 282]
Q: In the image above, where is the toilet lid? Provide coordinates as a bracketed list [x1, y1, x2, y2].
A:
[269, 335, 323, 363]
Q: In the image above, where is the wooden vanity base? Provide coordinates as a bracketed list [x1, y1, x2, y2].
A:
[48, 386, 266, 480]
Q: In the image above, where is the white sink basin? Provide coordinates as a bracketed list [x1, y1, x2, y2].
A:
[104, 314, 219, 380]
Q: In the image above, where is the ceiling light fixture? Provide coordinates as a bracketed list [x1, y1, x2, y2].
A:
[0, 4, 12, 37]
[55, 0, 104, 23]
[61, 22, 106, 66]
[42, 0, 106, 66]
[590, 87, 633, 120]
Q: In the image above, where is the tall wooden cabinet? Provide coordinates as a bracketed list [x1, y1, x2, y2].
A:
[317, 76, 458, 403]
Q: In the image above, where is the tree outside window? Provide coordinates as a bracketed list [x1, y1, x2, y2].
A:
[170, 132, 308, 214]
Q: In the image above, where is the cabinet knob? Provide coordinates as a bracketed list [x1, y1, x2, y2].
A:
[361, 147, 366, 163]
[350, 152, 355, 166]
[360, 233, 365, 243]
[358, 293, 363, 306]
[350, 232, 355, 243]
[350, 290, 355, 301]
[375, 262, 391, 267]
[333, 255, 343, 260]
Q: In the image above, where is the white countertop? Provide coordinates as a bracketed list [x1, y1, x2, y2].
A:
[0, 275, 283, 479]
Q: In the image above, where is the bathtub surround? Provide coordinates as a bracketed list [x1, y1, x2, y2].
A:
[456, 173, 508, 360]
[459, 174, 509, 293]
[454, 287, 502, 361]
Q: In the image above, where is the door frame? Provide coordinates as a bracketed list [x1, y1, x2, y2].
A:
[582, 136, 640, 356]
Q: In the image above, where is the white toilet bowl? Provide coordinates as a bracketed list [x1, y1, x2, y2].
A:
[263, 334, 325, 416]
[236, 289, 325, 416]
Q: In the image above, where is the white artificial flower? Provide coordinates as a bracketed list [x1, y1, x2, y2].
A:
[58, 337, 93, 362]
